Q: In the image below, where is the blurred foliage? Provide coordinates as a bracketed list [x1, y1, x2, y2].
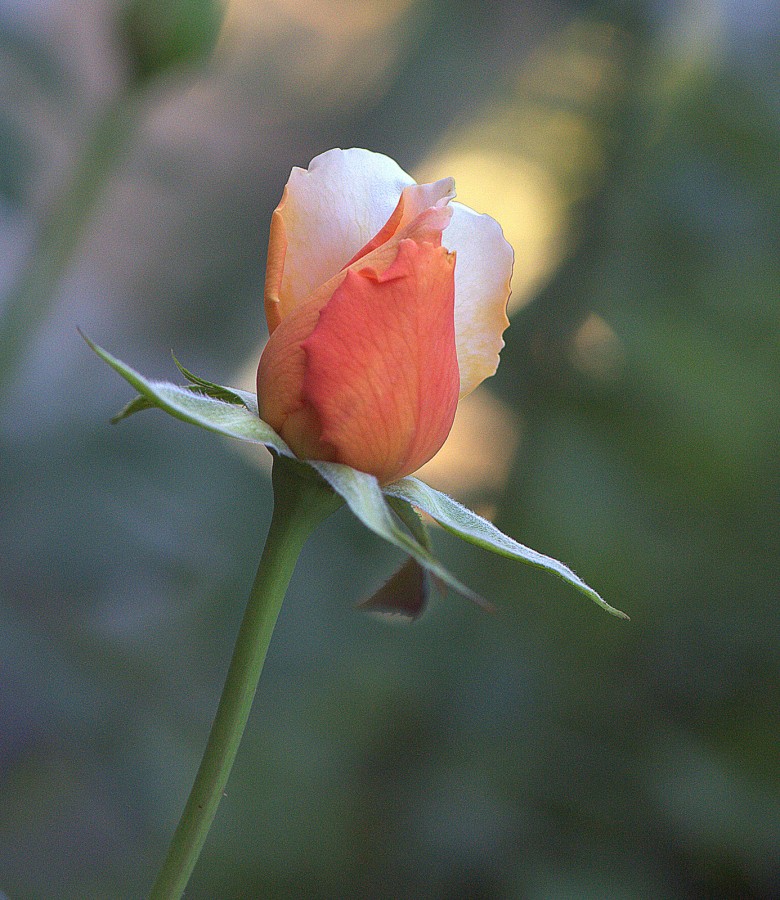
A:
[0, 0, 778, 898]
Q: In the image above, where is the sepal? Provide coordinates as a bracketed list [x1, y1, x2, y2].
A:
[84, 334, 623, 620]
[357, 558, 430, 621]
[310, 461, 494, 612]
[111, 394, 156, 423]
[384, 476, 628, 619]
[171, 354, 258, 411]
[357, 499, 449, 620]
[82, 333, 291, 455]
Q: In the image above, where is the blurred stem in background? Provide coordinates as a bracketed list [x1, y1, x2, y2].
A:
[0, 0, 224, 397]
[0, 92, 140, 391]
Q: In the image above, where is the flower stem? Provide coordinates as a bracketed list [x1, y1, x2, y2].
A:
[150, 456, 342, 899]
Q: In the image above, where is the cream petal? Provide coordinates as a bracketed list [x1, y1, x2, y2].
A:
[274, 148, 415, 319]
[398, 176, 455, 218]
[343, 176, 455, 269]
[443, 201, 513, 397]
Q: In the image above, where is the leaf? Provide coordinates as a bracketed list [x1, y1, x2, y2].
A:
[108, 354, 259, 423]
[82, 333, 290, 455]
[310, 462, 494, 612]
[82, 333, 622, 619]
[383, 477, 628, 620]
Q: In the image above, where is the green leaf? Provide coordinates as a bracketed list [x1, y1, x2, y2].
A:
[108, 353, 259, 423]
[310, 462, 494, 612]
[384, 477, 628, 620]
[82, 332, 621, 619]
[82, 333, 290, 455]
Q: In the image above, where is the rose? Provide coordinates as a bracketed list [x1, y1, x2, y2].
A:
[256, 148, 513, 484]
[82, 149, 620, 900]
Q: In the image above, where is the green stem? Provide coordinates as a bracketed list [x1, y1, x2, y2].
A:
[150, 456, 342, 899]
[0, 88, 141, 393]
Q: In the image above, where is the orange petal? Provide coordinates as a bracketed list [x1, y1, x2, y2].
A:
[302, 239, 459, 483]
[258, 202, 456, 467]
[256, 285, 334, 458]
[263, 198, 453, 370]
[263, 185, 290, 335]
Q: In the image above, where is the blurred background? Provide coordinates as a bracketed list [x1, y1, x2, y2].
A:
[1, 0, 778, 897]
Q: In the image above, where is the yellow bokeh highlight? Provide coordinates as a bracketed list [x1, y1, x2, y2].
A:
[416, 389, 521, 503]
[416, 149, 569, 314]
[570, 312, 625, 381]
[219, 0, 415, 106]
[415, 20, 627, 318]
[408, 20, 628, 499]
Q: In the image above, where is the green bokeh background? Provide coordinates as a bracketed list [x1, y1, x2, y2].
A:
[1, 0, 777, 897]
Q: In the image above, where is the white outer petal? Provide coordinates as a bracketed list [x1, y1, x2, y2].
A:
[279, 148, 415, 310]
[443, 201, 513, 397]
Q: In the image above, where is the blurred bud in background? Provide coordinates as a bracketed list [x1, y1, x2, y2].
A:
[120, 0, 224, 81]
